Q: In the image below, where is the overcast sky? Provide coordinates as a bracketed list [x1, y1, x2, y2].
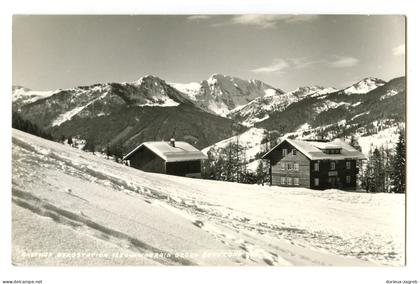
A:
[12, 15, 405, 91]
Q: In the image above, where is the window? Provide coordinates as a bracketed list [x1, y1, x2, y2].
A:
[280, 177, 286, 185]
[330, 161, 336, 170]
[314, 178, 319, 186]
[280, 162, 285, 170]
[294, 163, 299, 171]
[287, 163, 292, 170]
[292, 149, 297, 155]
[294, 178, 299, 186]
[346, 176, 351, 183]
[314, 162, 319, 171]
[325, 149, 341, 154]
[346, 161, 351, 170]
[287, 177, 293, 185]
[282, 149, 288, 156]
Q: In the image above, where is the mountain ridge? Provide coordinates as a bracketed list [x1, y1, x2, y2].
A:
[12, 75, 244, 151]
[170, 73, 284, 117]
[12, 74, 405, 158]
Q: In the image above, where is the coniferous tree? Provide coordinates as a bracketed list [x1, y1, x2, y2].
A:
[372, 148, 385, 192]
[362, 149, 375, 192]
[201, 147, 222, 180]
[83, 136, 96, 153]
[232, 137, 247, 183]
[202, 142, 247, 183]
[382, 146, 393, 192]
[390, 130, 406, 193]
[12, 111, 54, 141]
[255, 159, 270, 185]
[223, 142, 234, 181]
[349, 135, 363, 189]
[67, 137, 73, 147]
[111, 143, 124, 162]
[349, 135, 362, 152]
[269, 130, 281, 149]
[105, 144, 111, 159]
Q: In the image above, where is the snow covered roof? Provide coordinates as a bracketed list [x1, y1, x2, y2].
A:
[123, 141, 208, 162]
[263, 138, 366, 161]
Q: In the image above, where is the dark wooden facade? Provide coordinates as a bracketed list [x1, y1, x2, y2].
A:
[265, 140, 360, 190]
[166, 160, 201, 177]
[128, 147, 166, 174]
[309, 160, 357, 190]
[125, 146, 203, 178]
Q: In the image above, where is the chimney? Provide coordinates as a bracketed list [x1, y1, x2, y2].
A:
[170, 138, 176, 147]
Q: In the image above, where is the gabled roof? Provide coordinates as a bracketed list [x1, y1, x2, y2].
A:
[262, 138, 366, 160]
[123, 141, 208, 162]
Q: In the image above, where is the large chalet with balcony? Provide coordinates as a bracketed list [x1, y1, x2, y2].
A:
[262, 138, 366, 190]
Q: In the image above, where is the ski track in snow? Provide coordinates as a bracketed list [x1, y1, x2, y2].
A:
[52, 92, 109, 127]
[12, 129, 404, 266]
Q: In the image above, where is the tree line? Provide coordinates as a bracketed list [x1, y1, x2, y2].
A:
[80, 135, 125, 162]
[12, 111, 126, 162]
[12, 111, 406, 193]
[360, 129, 406, 193]
[201, 130, 280, 185]
[12, 111, 54, 140]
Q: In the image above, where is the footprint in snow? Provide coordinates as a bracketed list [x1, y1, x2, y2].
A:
[192, 220, 204, 228]
[262, 258, 274, 266]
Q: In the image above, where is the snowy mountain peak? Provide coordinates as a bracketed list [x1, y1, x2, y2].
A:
[208, 73, 226, 80]
[228, 84, 338, 127]
[343, 77, 386, 95]
[12, 85, 31, 92]
[287, 85, 338, 99]
[12, 85, 58, 105]
[291, 86, 325, 96]
[134, 75, 165, 86]
[171, 74, 284, 117]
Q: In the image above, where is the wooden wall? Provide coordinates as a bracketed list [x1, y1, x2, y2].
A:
[310, 159, 357, 190]
[128, 147, 166, 174]
[166, 160, 201, 177]
[268, 141, 359, 190]
[270, 141, 311, 188]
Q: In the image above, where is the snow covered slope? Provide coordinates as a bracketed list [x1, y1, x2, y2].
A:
[171, 74, 284, 117]
[12, 129, 405, 266]
[255, 77, 405, 148]
[229, 86, 337, 127]
[12, 86, 57, 109]
[202, 127, 267, 162]
[343, 77, 386, 95]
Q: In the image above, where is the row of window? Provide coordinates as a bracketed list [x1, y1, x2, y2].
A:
[313, 161, 352, 171]
[313, 176, 352, 186]
[280, 161, 352, 172]
[322, 149, 341, 154]
[280, 176, 352, 186]
[282, 148, 297, 156]
[280, 162, 299, 171]
[280, 177, 300, 186]
[281, 148, 352, 171]
[284, 148, 341, 155]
